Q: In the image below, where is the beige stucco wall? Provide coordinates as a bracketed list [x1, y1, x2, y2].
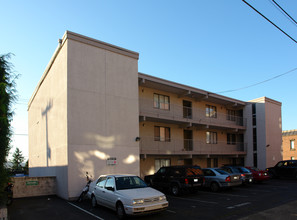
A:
[12, 176, 56, 198]
[139, 86, 240, 119]
[28, 41, 68, 199]
[66, 37, 140, 199]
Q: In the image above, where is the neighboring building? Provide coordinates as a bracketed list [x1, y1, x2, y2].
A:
[28, 31, 282, 200]
[282, 130, 297, 161]
[248, 97, 282, 169]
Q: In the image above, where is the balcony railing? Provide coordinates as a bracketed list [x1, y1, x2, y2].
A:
[139, 98, 246, 128]
[140, 137, 246, 155]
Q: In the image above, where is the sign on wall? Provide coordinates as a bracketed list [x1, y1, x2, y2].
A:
[107, 157, 117, 165]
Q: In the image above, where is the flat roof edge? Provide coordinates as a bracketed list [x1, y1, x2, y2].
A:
[63, 31, 139, 60]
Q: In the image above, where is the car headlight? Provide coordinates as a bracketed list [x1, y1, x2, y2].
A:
[133, 199, 144, 205]
[159, 195, 166, 201]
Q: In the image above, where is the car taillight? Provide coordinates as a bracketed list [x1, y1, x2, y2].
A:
[225, 176, 231, 182]
[241, 174, 245, 177]
[185, 178, 189, 184]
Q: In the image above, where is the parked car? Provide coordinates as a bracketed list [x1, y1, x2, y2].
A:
[202, 168, 242, 192]
[266, 160, 297, 179]
[245, 166, 270, 183]
[144, 165, 205, 196]
[221, 165, 253, 185]
[87, 174, 168, 219]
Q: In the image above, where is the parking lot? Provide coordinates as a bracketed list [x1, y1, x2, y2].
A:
[9, 179, 297, 220]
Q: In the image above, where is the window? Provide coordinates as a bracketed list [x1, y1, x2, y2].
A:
[227, 134, 236, 145]
[290, 140, 295, 150]
[155, 159, 170, 172]
[206, 131, 217, 144]
[206, 105, 217, 118]
[105, 177, 115, 189]
[227, 109, 236, 121]
[154, 126, 170, 142]
[96, 176, 107, 188]
[154, 93, 170, 110]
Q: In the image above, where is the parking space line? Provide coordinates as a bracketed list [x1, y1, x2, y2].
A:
[166, 210, 177, 214]
[68, 202, 104, 220]
[199, 191, 249, 198]
[235, 188, 272, 193]
[169, 196, 218, 204]
[227, 202, 251, 209]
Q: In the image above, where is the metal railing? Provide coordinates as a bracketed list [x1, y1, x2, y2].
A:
[139, 98, 246, 128]
[140, 137, 246, 155]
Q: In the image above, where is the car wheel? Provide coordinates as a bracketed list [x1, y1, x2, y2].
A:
[171, 184, 180, 196]
[210, 182, 220, 192]
[91, 196, 97, 208]
[116, 202, 126, 219]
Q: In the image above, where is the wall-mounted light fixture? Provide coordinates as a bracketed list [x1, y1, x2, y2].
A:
[135, 137, 141, 142]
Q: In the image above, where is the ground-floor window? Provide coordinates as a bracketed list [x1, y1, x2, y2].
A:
[155, 159, 170, 172]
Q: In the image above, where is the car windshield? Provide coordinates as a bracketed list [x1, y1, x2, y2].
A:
[238, 167, 251, 173]
[115, 176, 147, 190]
[214, 169, 229, 175]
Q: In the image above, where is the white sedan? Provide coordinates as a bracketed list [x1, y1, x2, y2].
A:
[87, 174, 168, 219]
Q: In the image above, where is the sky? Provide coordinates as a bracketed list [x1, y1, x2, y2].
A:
[1, 0, 297, 160]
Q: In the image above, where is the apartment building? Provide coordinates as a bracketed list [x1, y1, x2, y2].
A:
[28, 31, 282, 199]
[282, 130, 297, 160]
[138, 76, 282, 176]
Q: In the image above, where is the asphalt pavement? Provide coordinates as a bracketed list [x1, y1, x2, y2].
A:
[8, 195, 297, 220]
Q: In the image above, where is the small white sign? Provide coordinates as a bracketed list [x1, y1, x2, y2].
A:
[107, 157, 117, 165]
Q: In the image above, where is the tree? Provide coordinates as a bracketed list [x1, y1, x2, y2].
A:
[11, 147, 24, 171]
[0, 53, 18, 206]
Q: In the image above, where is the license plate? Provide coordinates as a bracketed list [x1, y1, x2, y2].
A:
[194, 179, 198, 182]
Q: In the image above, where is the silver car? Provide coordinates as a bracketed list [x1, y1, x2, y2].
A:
[87, 174, 168, 219]
[202, 168, 242, 192]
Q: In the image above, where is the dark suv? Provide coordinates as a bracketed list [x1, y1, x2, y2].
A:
[221, 165, 253, 185]
[266, 160, 297, 179]
[144, 166, 204, 196]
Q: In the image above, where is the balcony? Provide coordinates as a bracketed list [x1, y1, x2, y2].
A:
[139, 98, 246, 129]
[140, 137, 247, 156]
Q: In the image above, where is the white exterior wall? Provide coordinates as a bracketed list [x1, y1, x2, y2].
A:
[29, 31, 140, 199]
[249, 97, 282, 169]
[28, 42, 69, 199]
[66, 34, 140, 199]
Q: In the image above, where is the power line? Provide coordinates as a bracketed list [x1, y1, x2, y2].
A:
[242, 0, 297, 43]
[271, 0, 297, 27]
[216, 67, 297, 94]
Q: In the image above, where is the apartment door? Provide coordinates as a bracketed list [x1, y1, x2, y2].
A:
[183, 100, 192, 119]
[184, 130, 193, 151]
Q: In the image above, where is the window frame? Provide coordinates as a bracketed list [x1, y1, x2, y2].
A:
[153, 93, 170, 110]
[155, 159, 171, 172]
[206, 131, 217, 144]
[206, 105, 217, 118]
[290, 140, 295, 150]
[227, 109, 236, 121]
[154, 126, 171, 142]
[227, 133, 236, 145]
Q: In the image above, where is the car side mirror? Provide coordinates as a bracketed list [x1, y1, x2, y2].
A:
[106, 186, 115, 191]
